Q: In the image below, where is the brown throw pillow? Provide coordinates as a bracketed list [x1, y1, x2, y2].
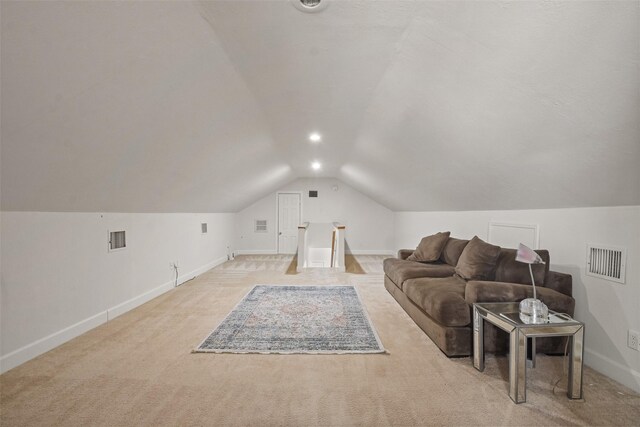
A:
[407, 232, 451, 262]
[455, 236, 501, 280]
[439, 237, 470, 266]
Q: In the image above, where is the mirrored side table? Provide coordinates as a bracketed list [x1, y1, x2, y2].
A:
[472, 302, 584, 403]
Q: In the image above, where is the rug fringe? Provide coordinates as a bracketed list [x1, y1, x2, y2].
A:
[192, 349, 388, 355]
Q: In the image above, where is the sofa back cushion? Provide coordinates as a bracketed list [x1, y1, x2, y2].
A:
[407, 231, 451, 262]
[439, 238, 470, 266]
[494, 248, 550, 286]
[454, 236, 502, 280]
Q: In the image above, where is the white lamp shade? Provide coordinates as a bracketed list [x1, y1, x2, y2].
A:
[515, 243, 545, 265]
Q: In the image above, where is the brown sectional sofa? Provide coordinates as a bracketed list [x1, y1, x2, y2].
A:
[384, 236, 575, 357]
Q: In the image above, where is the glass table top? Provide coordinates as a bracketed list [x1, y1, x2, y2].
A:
[474, 302, 582, 327]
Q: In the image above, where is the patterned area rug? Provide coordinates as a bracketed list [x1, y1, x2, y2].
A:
[195, 285, 385, 354]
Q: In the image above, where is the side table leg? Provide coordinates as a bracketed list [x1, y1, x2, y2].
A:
[509, 329, 527, 403]
[568, 326, 585, 399]
[473, 307, 484, 371]
[531, 337, 536, 368]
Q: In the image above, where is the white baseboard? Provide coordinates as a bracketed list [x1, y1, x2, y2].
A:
[177, 255, 228, 284]
[107, 281, 175, 320]
[234, 249, 278, 255]
[345, 249, 394, 255]
[0, 311, 108, 374]
[185, 255, 227, 283]
[0, 255, 228, 375]
[585, 348, 640, 393]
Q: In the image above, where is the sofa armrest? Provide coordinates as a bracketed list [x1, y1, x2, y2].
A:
[465, 280, 575, 316]
[544, 270, 573, 297]
[397, 249, 414, 260]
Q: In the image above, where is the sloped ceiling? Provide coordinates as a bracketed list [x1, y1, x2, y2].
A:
[1, 1, 294, 212]
[1, 0, 638, 212]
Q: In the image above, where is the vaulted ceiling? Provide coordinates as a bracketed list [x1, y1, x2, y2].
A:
[2, 0, 638, 212]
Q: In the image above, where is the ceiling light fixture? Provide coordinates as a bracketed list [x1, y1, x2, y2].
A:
[291, 0, 329, 13]
[309, 133, 321, 142]
[300, 0, 321, 7]
[311, 161, 321, 171]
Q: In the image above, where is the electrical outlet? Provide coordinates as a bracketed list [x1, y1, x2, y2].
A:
[628, 330, 639, 351]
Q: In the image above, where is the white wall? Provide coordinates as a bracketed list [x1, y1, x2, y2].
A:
[0, 211, 234, 373]
[235, 178, 394, 255]
[395, 206, 640, 392]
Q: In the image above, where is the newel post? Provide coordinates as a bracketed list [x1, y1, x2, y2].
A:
[296, 222, 309, 273]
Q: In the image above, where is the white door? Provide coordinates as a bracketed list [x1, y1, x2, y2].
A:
[278, 193, 301, 254]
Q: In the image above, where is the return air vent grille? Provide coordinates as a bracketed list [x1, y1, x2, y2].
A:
[586, 244, 626, 284]
[255, 219, 268, 233]
[109, 230, 126, 251]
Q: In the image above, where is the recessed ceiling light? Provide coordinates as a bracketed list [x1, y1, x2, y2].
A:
[301, 0, 321, 7]
[291, 0, 329, 13]
[309, 133, 321, 143]
[311, 161, 321, 171]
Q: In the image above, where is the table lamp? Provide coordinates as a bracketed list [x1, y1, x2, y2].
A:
[516, 243, 549, 323]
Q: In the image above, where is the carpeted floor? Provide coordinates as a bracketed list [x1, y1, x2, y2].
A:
[1, 254, 639, 426]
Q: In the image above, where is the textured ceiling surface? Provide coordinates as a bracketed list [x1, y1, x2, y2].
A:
[1, 0, 638, 212]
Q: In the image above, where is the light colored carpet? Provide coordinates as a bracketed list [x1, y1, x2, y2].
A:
[1, 254, 639, 426]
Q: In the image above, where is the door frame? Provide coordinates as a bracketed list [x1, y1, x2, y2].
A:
[275, 191, 303, 254]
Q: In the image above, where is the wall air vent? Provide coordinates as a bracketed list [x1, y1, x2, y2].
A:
[109, 230, 126, 252]
[586, 244, 626, 284]
[255, 219, 268, 233]
[201, 223, 208, 234]
[309, 191, 318, 198]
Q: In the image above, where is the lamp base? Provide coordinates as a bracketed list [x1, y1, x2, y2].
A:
[519, 298, 549, 324]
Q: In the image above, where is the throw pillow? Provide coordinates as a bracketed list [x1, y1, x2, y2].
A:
[407, 231, 451, 262]
[439, 237, 470, 266]
[455, 236, 502, 280]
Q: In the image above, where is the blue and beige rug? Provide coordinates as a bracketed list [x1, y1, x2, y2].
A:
[195, 285, 385, 354]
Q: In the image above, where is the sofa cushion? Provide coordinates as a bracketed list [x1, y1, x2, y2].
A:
[494, 248, 550, 286]
[455, 236, 501, 280]
[439, 237, 470, 266]
[544, 270, 573, 297]
[406, 231, 451, 262]
[383, 258, 456, 290]
[403, 276, 470, 327]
